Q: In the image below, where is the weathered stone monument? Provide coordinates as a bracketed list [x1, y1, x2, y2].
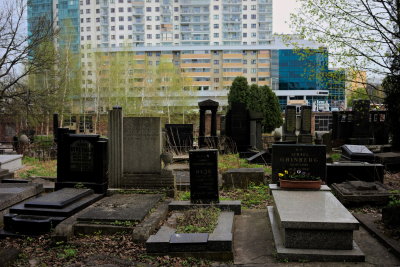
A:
[55, 130, 108, 194]
[198, 99, 219, 148]
[283, 105, 297, 143]
[108, 107, 175, 196]
[298, 105, 312, 144]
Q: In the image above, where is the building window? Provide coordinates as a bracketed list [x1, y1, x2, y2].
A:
[214, 33, 219, 37]
[146, 16, 152, 21]
[251, 32, 256, 37]
[119, 25, 124, 30]
[251, 14, 256, 19]
[214, 60, 219, 64]
[147, 34, 152, 39]
[146, 7, 151, 11]
[213, 5, 219, 10]
[119, 35, 124, 39]
[243, 33, 247, 37]
[251, 24, 256, 29]
[111, 8, 115, 13]
[251, 77, 256, 82]
[174, 7, 179, 12]
[86, 9, 90, 14]
[96, 9, 100, 13]
[214, 78, 219, 82]
[243, 24, 247, 28]
[119, 7, 124, 12]
[214, 24, 219, 29]
[111, 26, 115, 30]
[214, 15, 219, 19]
[111, 17, 115, 22]
[86, 18, 91, 22]
[251, 5, 256, 10]
[119, 16, 124, 21]
[147, 25, 152, 30]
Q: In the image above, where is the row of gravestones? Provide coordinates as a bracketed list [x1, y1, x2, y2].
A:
[332, 100, 389, 146]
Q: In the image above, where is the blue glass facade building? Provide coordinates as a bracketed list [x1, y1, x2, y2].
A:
[275, 48, 345, 110]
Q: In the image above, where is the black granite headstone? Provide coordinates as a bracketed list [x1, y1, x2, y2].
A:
[271, 144, 326, 183]
[165, 124, 193, 152]
[56, 131, 108, 194]
[352, 100, 370, 138]
[189, 149, 219, 204]
[370, 111, 389, 145]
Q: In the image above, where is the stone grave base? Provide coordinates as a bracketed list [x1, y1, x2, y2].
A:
[2, 188, 102, 235]
[72, 194, 168, 242]
[0, 183, 44, 226]
[375, 152, 400, 172]
[168, 200, 241, 215]
[222, 168, 265, 189]
[0, 169, 14, 181]
[55, 181, 108, 195]
[122, 171, 176, 197]
[326, 162, 384, 186]
[331, 181, 392, 206]
[268, 206, 365, 262]
[146, 212, 234, 261]
[268, 187, 364, 262]
[0, 155, 22, 172]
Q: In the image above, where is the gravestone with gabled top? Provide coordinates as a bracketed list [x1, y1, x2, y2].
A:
[283, 105, 297, 143]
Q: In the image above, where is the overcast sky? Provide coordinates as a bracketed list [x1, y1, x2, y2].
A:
[273, 0, 301, 34]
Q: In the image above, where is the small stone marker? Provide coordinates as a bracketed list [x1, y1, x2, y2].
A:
[189, 149, 219, 204]
[271, 144, 326, 183]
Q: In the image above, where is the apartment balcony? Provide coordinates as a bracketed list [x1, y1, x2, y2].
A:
[181, 0, 210, 5]
[223, 26, 241, 31]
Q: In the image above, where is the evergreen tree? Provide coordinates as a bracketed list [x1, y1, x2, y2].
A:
[227, 76, 249, 107]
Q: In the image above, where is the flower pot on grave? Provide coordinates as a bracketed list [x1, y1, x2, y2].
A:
[279, 179, 322, 190]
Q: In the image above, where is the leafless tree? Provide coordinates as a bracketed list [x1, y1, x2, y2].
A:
[0, 0, 58, 111]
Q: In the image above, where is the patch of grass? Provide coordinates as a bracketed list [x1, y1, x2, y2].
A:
[220, 183, 272, 209]
[219, 153, 271, 174]
[388, 190, 400, 207]
[330, 153, 341, 162]
[175, 191, 190, 201]
[176, 207, 220, 233]
[17, 156, 57, 178]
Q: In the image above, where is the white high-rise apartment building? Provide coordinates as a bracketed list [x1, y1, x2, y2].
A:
[73, 0, 272, 49]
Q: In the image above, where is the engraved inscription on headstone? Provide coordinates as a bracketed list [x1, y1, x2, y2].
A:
[272, 144, 326, 183]
[70, 140, 94, 172]
[189, 149, 219, 204]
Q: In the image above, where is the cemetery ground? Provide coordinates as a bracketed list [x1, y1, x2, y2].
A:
[1, 155, 400, 266]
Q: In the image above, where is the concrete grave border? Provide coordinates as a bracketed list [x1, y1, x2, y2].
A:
[146, 211, 234, 261]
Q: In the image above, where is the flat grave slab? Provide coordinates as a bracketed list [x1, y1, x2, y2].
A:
[331, 181, 392, 206]
[272, 190, 359, 230]
[77, 194, 162, 223]
[25, 188, 93, 209]
[0, 155, 22, 172]
[268, 206, 365, 262]
[0, 183, 44, 211]
[341, 145, 374, 163]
